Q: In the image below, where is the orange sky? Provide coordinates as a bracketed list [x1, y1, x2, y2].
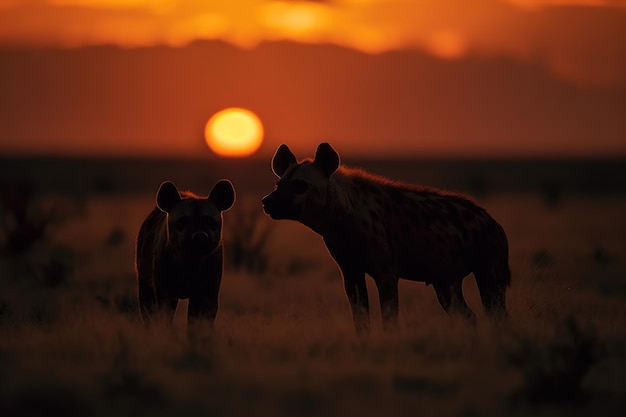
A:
[0, 0, 625, 158]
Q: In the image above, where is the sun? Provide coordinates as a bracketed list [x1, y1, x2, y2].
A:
[205, 108, 264, 157]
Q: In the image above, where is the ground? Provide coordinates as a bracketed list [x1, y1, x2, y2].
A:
[1, 160, 625, 417]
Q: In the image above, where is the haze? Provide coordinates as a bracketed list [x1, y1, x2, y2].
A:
[0, 0, 625, 158]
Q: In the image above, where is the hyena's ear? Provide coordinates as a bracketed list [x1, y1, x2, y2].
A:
[156, 181, 181, 213]
[272, 144, 297, 177]
[313, 142, 340, 177]
[209, 179, 236, 212]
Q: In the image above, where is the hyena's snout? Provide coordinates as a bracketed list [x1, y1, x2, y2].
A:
[261, 193, 276, 215]
[192, 230, 209, 243]
[261, 192, 287, 219]
[185, 229, 215, 253]
[263, 190, 298, 220]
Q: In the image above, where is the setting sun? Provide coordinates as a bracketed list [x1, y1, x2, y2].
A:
[205, 107, 264, 157]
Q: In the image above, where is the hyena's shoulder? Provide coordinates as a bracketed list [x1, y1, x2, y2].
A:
[401, 184, 490, 225]
[135, 207, 165, 275]
[343, 167, 478, 210]
[138, 207, 166, 245]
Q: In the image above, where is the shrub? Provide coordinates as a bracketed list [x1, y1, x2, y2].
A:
[0, 182, 81, 286]
[507, 316, 599, 403]
[224, 198, 273, 275]
[0, 182, 67, 255]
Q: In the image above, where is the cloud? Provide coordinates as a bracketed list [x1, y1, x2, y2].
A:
[48, 0, 178, 13]
[507, 0, 626, 8]
[0, 0, 625, 85]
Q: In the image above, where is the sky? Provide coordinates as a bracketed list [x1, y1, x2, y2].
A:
[0, 0, 625, 158]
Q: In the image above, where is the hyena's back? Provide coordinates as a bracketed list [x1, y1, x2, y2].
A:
[359, 180, 510, 316]
[379, 184, 509, 283]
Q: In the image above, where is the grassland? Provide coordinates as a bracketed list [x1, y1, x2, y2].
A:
[1, 162, 625, 417]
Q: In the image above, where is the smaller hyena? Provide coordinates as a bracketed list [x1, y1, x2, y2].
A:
[135, 180, 235, 327]
[262, 143, 510, 335]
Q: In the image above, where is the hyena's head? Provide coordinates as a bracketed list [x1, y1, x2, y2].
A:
[157, 180, 235, 256]
[262, 142, 340, 223]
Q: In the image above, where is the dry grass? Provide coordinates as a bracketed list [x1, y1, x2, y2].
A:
[1, 192, 625, 416]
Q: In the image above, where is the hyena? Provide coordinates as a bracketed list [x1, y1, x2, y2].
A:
[262, 142, 510, 335]
[135, 180, 235, 327]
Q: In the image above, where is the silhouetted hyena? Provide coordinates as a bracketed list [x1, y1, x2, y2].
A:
[135, 180, 235, 327]
[262, 143, 510, 335]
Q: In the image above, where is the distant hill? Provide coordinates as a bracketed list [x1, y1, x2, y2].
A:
[1, 40, 625, 157]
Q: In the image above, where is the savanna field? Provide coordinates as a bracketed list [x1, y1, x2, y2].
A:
[1, 157, 625, 417]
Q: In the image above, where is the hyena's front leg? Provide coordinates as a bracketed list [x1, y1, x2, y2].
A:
[157, 291, 178, 323]
[433, 279, 476, 324]
[138, 279, 158, 326]
[374, 274, 399, 332]
[188, 295, 218, 324]
[340, 267, 370, 336]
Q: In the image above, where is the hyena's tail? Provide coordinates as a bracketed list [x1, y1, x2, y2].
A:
[474, 219, 511, 318]
[475, 262, 510, 318]
[502, 262, 512, 287]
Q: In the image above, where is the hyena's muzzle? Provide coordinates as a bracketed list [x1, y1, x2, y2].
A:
[189, 230, 212, 252]
[261, 191, 297, 220]
[178, 226, 219, 256]
[261, 192, 281, 219]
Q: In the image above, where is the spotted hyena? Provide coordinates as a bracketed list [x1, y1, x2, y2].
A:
[262, 142, 510, 334]
[135, 180, 235, 327]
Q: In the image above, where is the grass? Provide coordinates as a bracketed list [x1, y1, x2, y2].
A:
[1, 190, 625, 416]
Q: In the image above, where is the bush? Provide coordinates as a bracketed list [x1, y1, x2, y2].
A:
[507, 316, 599, 403]
[0, 182, 80, 284]
[0, 182, 71, 255]
[224, 199, 273, 275]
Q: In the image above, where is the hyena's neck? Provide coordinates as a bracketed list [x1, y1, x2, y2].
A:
[296, 203, 334, 236]
[304, 168, 361, 237]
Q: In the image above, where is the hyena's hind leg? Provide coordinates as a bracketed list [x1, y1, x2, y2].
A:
[188, 295, 218, 325]
[138, 279, 157, 326]
[474, 263, 510, 319]
[342, 270, 371, 336]
[375, 274, 400, 332]
[433, 279, 476, 324]
[138, 282, 177, 327]
[158, 292, 178, 323]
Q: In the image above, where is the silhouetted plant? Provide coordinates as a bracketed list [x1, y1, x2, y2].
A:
[0, 299, 12, 323]
[284, 257, 319, 276]
[3, 242, 74, 289]
[100, 333, 166, 408]
[540, 181, 562, 209]
[171, 338, 215, 372]
[0, 380, 94, 417]
[0, 182, 80, 297]
[507, 316, 599, 403]
[224, 199, 273, 275]
[23, 295, 61, 326]
[104, 227, 126, 248]
[113, 291, 139, 316]
[591, 246, 612, 265]
[0, 182, 75, 255]
[391, 375, 458, 396]
[40, 248, 74, 288]
[531, 249, 553, 269]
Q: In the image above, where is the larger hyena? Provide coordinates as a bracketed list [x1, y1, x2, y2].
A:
[135, 180, 235, 327]
[262, 143, 510, 334]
